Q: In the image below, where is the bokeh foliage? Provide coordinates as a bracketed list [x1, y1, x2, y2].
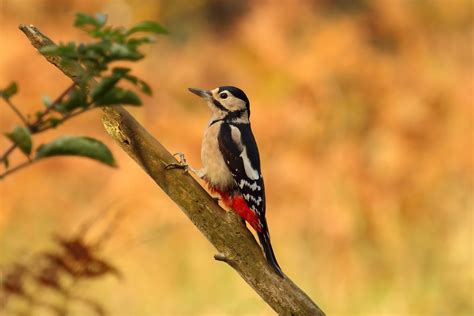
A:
[0, 1, 472, 315]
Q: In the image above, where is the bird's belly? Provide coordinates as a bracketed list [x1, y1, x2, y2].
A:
[201, 124, 234, 190]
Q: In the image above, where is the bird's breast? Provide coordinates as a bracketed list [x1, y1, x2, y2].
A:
[201, 122, 235, 190]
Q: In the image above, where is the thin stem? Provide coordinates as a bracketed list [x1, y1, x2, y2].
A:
[0, 95, 95, 181]
[4, 98, 29, 126]
[34, 106, 95, 133]
[0, 144, 17, 162]
[30, 82, 76, 132]
[0, 82, 78, 172]
[1, 105, 95, 180]
[0, 159, 36, 179]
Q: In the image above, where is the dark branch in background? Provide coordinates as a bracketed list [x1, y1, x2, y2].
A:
[0, 209, 122, 316]
[20, 24, 326, 316]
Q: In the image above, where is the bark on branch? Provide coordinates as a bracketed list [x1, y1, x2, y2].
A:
[19, 24, 325, 316]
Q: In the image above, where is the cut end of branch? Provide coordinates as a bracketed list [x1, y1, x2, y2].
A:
[214, 253, 231, 263]
[19, 24, 83, 81]
[19, 24, 55, 48]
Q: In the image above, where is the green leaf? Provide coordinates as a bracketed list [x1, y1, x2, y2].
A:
[5, 126, 32, 155]
[42, 95, 53, 107]
[35, 136, 116, 167]
[95, 13, 107, 27]
[122, 75, 152, 96]
[114, 69, 152, 96]
[109, 43, 143, 61]
[137, 79, 152, 96]
[127, 37, 154, 47]
[91, 76, 121, 101]
[74, 13, 107, 29]
[127, 21, 168, 35]
[57, 88, 88, 112]
[1, 82, 18, 99]
[46, 117, 62, 128]
[112, 67, 131, 76]
[95, 87, 142, 106]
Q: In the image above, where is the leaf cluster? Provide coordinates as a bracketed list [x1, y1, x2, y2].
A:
[41, 13, 166, 80]
[0, 13, 167, 178]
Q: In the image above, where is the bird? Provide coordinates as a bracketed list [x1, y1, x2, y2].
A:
[169, 86, 284, 277]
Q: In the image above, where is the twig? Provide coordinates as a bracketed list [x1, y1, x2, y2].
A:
[4, 98, 29, 126]
[0, 159, 36, 179]
[19, 23, 326, 316]
[35, 106, 94, 133]
[0, 84, 83, 179]
[0, 144, 17, 162]
[30, 82, 76, 133]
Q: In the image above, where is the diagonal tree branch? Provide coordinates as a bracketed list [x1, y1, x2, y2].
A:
[19, 24, 325, 316]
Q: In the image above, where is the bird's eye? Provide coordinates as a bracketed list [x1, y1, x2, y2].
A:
[220, 93, 228, 99]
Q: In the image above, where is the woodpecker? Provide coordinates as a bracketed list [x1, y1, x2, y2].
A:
[177, 86, 284, 277]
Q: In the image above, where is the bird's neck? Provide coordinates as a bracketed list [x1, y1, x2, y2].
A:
[209, 110, 249, 126]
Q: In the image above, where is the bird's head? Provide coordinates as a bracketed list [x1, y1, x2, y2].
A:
[188, 86, 250, 121]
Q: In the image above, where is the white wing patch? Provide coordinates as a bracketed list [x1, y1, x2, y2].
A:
[240, 147, 260, 180]
[229, 125, 259, 180]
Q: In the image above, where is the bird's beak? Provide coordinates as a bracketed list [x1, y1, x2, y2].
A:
[188, 88, 212, 100]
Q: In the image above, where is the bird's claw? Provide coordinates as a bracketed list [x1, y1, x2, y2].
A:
[165, 153, 204, 176]
[164, 152, 189, 172]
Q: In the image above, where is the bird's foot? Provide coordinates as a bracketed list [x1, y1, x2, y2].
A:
[164, 152, 201, 175]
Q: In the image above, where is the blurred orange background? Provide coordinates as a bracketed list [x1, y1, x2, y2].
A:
[0, 0, 472, 315]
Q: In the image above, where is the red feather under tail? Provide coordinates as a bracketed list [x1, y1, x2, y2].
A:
[208, 186, 262, 232]
[207, 184, 284, 277]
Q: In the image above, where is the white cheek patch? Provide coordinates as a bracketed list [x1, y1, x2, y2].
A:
[240, 147, 260, 180]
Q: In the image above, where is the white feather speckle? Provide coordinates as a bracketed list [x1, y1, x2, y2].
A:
[242, 193, 262, 206]
[239, 179, 261, 191]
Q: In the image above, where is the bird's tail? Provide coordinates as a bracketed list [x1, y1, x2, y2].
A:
[257, 221, 284, 277]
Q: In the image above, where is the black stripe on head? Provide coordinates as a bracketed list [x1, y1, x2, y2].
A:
[213, 99, 229, 112]
[218, 86, 250, 108]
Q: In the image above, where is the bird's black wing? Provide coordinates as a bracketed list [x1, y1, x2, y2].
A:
[218, 122, 283, 276]
[217, 122, 266, 218]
